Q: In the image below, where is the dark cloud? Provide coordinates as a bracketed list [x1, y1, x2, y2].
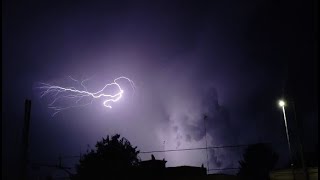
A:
[210, 149, 223, 168]
[185, 134, 192, 142]
[3, 0, 316, 178]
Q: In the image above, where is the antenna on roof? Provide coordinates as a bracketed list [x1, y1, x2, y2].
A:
[204, 115, 209, 174]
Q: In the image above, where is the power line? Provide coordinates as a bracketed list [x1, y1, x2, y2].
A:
[140, 142, 275, 154]
[208, 167, 240, 171]
[56, 142, 285, 159]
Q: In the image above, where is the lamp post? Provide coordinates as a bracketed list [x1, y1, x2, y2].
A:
[289, 99, 309, 180]
[278, 100, 294, 167]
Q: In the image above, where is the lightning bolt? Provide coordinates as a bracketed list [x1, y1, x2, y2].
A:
[37, 76, 136, 116]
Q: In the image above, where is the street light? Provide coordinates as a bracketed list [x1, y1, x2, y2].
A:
[278, 99, 293, 167]
[279, 100, 285, 107]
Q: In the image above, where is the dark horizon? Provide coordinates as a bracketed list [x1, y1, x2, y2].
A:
[2, 0, 318, 179]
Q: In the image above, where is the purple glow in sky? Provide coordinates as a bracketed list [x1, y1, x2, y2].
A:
[3, 0, 317, 179]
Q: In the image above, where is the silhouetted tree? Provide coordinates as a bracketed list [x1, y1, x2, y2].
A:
[71, 134, 140, 180]
[237, 143, 278, 180]
[288, 144, 318, 168]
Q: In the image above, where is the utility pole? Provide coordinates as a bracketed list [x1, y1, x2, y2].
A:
[21, 99, 32, 180]
[291, 100, 309, 180]
[203, 115, 209, 174]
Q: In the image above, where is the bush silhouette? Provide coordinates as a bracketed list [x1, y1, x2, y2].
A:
[72, 134, 140, 180]
[237, 143, 278, 180]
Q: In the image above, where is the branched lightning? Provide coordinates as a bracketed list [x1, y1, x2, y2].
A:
[37, 76, 135, 116]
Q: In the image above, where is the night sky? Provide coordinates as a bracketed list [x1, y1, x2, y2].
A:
[3, 0, 318, 179]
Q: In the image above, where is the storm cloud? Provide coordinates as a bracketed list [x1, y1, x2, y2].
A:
[3, 0, 317, 178]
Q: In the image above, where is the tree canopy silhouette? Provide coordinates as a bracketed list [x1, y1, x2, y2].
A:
[237, 143, 278, 180]
[71, 134, 140, 180]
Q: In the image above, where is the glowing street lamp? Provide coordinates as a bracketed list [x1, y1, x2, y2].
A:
[278, 99, 293, 167]
[279, 100, 285, 107]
